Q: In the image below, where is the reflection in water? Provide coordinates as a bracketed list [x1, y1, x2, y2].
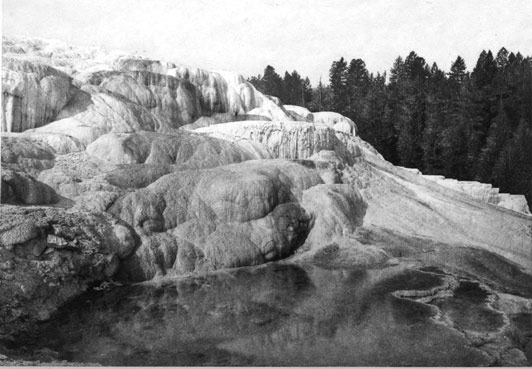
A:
[433, 280, 505, 333]
[29, 263, 495, 366]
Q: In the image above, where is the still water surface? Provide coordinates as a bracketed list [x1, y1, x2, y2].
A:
[32, 263, 495, 366]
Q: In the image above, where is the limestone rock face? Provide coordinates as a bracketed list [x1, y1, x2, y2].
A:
[112, 57, 173, 75]
[2, 36, 292, 149]
[284, 105, 314, 122]
[29, 88, 162, 147]
[168, 68, 286, 120]
[286, 184, 388, 268]
[1, 136, 55, 176]
[82, 70, 201, 128]
[169, 66, 245, 115]
[85, 131, 266, 166]
[423, 175, 531, 215]
[109, 160, 323, 281]
[424, 176, 500, 202]
[235, 81, 266, 113]
[23, 75, 277, 149]
[37, 138, 256, 212]
[496, 194, 531, 214]
[2, 57, 73, 132]
[313, 111, 357, 135]
[1, 169, 58, 205]
[246, 97, 294, 122]
[36, 152, 122, 210]
[302, 184, 366, 245]
[148, 64, 283, 120]
[196, 121, 361, 164]
[181, 112, 271, 131]
[2, 36, 128, 77]
[0, 205, 137, 337]
[2, 132, 84, 155]
[308, 150, 344, 184]
[347, 157, 532, 270]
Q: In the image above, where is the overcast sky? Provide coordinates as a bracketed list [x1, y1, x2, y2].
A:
[3, 0, 532, 84]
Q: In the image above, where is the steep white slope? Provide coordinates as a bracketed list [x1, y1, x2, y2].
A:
[423, 174, 531, 215]
[346, 155, 532, 269]
[2, 57, 74, 132]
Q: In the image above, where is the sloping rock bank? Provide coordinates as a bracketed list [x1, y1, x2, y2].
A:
[0, 206, 137, 340]
[409, 171, 531, 215]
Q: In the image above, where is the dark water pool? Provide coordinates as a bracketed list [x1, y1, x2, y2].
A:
[433, 280, 505, 333]
[23, 263, 495, 366]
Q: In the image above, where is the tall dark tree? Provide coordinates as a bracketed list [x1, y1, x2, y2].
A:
[281, 71, 313, 107]
[364, 72, 396, 160]
[496, 47, 509, 69]
[440, 56, 470, 178]
[422, 63, 446, 172]
[344, 58, 371, 131]
[472, 50, 498, 89]
[309, 79, 333, 112]
[329, 57, 349, 115]
[302, 77, 313, 107]
[261, 65, 283, 98]
[390, 52, 429, 167]
[449, 56, 467, 84]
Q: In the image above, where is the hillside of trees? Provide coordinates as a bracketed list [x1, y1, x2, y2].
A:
[248, 48, 532, 207]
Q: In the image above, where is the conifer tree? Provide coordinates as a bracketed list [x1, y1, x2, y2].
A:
[329, 57, 349, 115]
[262, 65, 283, 98]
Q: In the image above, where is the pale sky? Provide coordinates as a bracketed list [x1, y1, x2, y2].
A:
[3, 0, 532, 84]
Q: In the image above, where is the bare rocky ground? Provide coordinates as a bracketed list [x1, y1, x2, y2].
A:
[1, 36, 531, 366]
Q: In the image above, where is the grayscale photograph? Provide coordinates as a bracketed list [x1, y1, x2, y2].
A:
[1, 0, 531, 366]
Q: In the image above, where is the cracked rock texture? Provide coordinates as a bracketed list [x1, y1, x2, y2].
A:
[196, 121, 361, 164]
[2, 57, 73, 132]
[0, 206, 137, 339]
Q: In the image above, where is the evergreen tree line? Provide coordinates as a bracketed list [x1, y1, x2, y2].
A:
[248, 49, 532, 207]
[248, 65, 313, 107]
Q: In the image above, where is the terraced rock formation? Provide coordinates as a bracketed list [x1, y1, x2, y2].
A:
[1, 36, 532, 365]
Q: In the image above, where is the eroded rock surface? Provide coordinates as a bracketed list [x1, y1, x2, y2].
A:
[0, 206, 137, 339]
[82, 70, 202, 128]
[313, 111, 357, 135]
[109, 160, 323, 281]
[29, 89, 163, 147]
[284, 105, 314, 122]
[423, 174, 531, 215]
[1, 135, 55, 176]
[85, 131, 267, 165]
[1, 169, 58, 205]
[2, 57, 74, 132]
[196, 120, 361, 164]
[2, 131, 84, 155]
[496, 193, 531, 215]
